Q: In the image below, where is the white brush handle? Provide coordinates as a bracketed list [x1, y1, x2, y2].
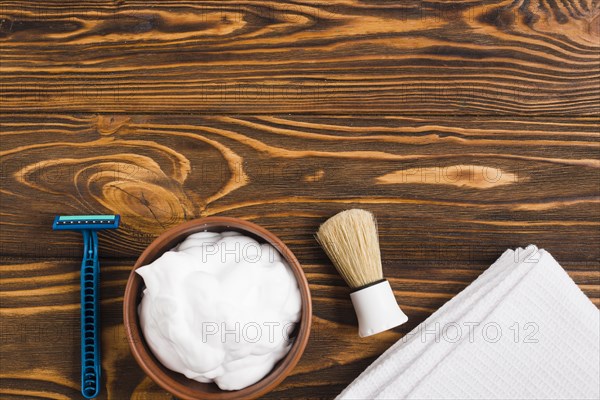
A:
[350, 280, 408, 337]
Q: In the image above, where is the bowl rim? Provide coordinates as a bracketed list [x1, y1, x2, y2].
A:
[123, 216, 312, 400]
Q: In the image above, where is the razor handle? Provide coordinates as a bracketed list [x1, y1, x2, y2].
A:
[80, 230, 101, 399]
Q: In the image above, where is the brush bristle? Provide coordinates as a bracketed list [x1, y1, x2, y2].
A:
[316, 209, 383, 289]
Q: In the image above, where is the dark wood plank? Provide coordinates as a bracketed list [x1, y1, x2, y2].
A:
[1, 258, 598, 399]
[1, 114, 599, 262]
[0, 0, 598, 115]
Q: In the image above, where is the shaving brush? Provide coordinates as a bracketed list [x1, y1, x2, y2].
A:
[316, 209, 408, 337]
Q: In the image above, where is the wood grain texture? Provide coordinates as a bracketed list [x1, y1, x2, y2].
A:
[1, 113, 599, 398]
[1, 0, 599, 398]
[1, 258, 598, 399]
[0, 0, 599, 115]
[1, 114, 599, 260]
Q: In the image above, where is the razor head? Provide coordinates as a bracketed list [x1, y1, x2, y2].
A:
[53, 215, 120, 230]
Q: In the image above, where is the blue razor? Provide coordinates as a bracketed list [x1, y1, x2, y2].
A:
[53, 215, 120, 399]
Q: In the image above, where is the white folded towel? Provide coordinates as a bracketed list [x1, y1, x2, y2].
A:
[338, 246, 600, 400]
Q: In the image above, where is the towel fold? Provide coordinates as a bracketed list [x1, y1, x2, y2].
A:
[338, 246, 600, 400]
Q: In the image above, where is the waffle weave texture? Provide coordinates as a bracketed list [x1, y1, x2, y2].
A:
[337, 247, 600, 400]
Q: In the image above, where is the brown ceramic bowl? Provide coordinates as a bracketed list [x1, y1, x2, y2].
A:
[123, 217, 312, 400]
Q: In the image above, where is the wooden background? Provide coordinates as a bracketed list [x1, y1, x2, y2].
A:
[1, 0, 599, 398]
